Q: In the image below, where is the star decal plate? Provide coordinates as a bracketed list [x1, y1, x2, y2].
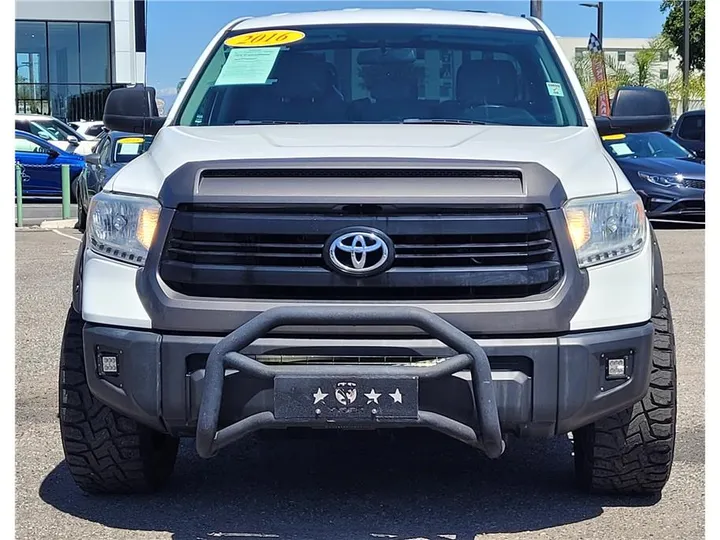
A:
[274, 376, 419, 421]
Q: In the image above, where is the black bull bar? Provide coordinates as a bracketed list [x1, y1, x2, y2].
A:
[196, 306, 506, 459]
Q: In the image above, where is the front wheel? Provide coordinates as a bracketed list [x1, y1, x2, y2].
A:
[573, 293, 677, 495]
[75, 200, 87, 231]
[58, 307, 179, 494]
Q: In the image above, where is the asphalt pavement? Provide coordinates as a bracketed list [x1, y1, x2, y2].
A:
[15, 227, 704, 540]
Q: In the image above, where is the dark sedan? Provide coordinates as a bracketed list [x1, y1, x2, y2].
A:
[670, 109, 704, 159]
[602, 131, 704, 222]
[76, 131, 153, 229]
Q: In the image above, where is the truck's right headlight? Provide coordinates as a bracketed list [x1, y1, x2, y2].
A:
[563, 190, 647, 268]
[87, 192, 161, 266]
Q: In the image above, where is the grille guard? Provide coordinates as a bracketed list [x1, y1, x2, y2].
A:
[196, 306, 506, 459]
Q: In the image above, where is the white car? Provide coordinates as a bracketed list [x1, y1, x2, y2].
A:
[68, 120, 106, 140]
[63, 8, 677, 497]
[15, 114, 98, 155]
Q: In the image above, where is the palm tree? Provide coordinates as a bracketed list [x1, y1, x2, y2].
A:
[572, 35, 695, 110]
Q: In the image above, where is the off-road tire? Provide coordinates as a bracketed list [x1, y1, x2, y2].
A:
[58, 307, 179, 494]
[573, 293, 676, 495]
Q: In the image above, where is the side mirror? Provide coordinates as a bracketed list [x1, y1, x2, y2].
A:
[595, 86, 672, 136]
[67, 135, 79, 145]
[46, 148, 60, 158]
[85, 153, 101, 165]
[103, 84, 165, 135]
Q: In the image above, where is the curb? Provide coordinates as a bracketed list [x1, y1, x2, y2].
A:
[39, 218, 77, 230]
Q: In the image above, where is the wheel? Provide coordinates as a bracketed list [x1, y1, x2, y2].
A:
[58, 307, 179, 494]
[70, 178, 78, 204]
[573, 293, 677, 495]
[75, 200, 87, 231]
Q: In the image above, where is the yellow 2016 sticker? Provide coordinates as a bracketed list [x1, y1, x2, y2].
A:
[117, 137, 145, 144]
[225, 30, 305, 48]
[602, 134, 627, 141]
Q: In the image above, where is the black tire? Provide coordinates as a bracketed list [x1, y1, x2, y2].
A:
[58, 307, 179, 494]
[70, 178, 78, 204]
[573, 293, 677, 495]
[75, 200, 87, 231]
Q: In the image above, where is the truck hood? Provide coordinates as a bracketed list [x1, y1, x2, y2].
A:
[107, 124, 621, 200]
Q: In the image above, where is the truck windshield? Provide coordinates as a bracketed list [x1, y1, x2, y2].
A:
[177, 24, 581, 127]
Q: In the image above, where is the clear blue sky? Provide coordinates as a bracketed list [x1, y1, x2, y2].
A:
[147, 0, 667, 103]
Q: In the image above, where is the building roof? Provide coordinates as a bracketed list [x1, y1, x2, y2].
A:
[231, 9, 537, 32]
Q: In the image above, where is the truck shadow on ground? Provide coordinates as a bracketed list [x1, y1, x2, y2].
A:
[39, 430, 659, 540]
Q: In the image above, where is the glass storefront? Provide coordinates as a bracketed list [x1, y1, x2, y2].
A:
[15, 20, 120, 121]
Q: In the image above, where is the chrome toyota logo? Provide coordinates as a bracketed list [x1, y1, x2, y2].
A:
[325, 228, 394, 276]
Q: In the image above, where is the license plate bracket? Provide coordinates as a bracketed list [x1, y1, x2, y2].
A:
[274, 375, 419, 421]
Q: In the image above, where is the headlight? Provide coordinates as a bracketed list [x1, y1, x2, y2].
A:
[563, 191, 646, 268]
[638, 171, 683, 187]
[87, 192, 161, 266]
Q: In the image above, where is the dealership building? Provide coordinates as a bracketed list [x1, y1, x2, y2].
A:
[15, 0, 147, 122]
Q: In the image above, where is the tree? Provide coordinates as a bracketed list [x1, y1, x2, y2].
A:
[572, 35, 705, 114]
[660, 0, 705, 72]
[572, 37, 670, 109]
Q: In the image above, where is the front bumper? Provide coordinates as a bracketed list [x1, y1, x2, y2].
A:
[637, 189, 705, 220]
[82, 307, 654, 458]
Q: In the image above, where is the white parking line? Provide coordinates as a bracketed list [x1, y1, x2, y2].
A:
[52, 230, 82, 243]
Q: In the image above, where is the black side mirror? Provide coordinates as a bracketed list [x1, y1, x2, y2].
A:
[85, 153, 101, 165]
[103, 84, 165, 135]
[46, 148, 59, 158]
[595, 86, 672, 136]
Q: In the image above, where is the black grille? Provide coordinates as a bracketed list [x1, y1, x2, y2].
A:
[159, 205, 563, 301]
[682, 178, 705, 189]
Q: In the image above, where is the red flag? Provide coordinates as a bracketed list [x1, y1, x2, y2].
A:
[587, 33, 611, 116]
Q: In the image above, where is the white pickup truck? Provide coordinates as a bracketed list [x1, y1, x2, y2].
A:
[60, 8, 676, 496]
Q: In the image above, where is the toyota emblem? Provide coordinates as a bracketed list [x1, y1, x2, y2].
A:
[324, 227, 394, 276]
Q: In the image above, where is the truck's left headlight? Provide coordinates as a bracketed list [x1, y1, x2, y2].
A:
[87, 192, 161, 266]
[563, 190, 647, 269]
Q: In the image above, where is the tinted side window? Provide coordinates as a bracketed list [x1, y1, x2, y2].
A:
[678, 114, 704, 141]
[86, 125, 105, 137]
[98, 138, 112, 164]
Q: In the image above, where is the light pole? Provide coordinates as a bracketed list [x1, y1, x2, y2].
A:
[580, 2, 604, 49]
[530, 0, 543, 19]
[683, 0, 690, 112]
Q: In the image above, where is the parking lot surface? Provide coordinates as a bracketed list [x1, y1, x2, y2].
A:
[15, 227, 704, 540]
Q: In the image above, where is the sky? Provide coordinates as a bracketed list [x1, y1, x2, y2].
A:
[146, 0, 668, 107]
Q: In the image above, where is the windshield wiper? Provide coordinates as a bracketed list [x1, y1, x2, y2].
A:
[233, 120, 305, 125]
[400, 118, 490, 125]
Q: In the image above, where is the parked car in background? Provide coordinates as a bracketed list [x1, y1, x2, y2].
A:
[15, 129, 85, 197]
[15, 114, 98, 156]
[670, 109, 705, 158]
[602, 131, 704, 221]
[75, 131, 153, 229]
[69, 120, 106, 140]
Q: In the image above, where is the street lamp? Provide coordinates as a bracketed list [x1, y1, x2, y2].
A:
[682, 0, 690, 112]
[580, 2, 604, 49]
[530, 0, 543, 19]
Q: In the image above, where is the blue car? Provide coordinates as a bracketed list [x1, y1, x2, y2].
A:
[75, 131, 153, 230]
[602, 131, 705, 222]
[15, 130, 85, 198]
